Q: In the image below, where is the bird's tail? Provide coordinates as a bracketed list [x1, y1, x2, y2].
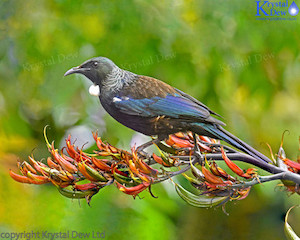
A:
[195, 124, 271, 163]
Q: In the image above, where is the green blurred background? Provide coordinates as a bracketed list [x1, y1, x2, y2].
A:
[0, 0, 299, 239]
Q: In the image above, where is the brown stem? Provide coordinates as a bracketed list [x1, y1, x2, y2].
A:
[172, 152, 300, 184]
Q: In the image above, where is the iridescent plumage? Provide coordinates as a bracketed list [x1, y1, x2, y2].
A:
[64, 57, 271, 163]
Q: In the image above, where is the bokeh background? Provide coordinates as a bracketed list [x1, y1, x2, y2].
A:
[0, 0, 299, 239]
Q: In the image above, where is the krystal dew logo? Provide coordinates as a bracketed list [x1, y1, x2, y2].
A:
[256, 0, 299, 20]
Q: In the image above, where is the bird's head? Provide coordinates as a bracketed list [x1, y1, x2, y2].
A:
[64, 57, 116, 85]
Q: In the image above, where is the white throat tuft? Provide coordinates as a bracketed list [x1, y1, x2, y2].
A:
[89, 84, 100, 96]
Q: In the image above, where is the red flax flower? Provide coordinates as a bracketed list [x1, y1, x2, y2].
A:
[9, 128, 299, 206]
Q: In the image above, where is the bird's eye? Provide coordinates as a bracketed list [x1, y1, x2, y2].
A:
[93, 62, 98, 67]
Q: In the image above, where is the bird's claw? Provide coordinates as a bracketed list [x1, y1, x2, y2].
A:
[194, 149, 204, 164]
[192, 133, 204, 164]
[137, 150, 150, 159]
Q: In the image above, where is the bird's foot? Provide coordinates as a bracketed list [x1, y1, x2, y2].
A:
[192, 133, 204, 164]
[136, 138, 159, 152]
[137, 150, 150, 159]
[136, 138, 161, 158]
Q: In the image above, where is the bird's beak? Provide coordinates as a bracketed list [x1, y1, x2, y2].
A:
[64, 66, 90, 76]
[64, 66, 80, 76]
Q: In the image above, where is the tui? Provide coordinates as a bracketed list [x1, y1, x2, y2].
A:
[64, 57, 271, 163]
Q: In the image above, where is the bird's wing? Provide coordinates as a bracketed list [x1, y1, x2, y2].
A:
[113, 94, 211, 119]
[113, 75, 225, 125]
[174, 88, 222, 118]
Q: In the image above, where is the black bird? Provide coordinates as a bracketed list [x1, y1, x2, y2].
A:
[64, 57, 271, 163]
